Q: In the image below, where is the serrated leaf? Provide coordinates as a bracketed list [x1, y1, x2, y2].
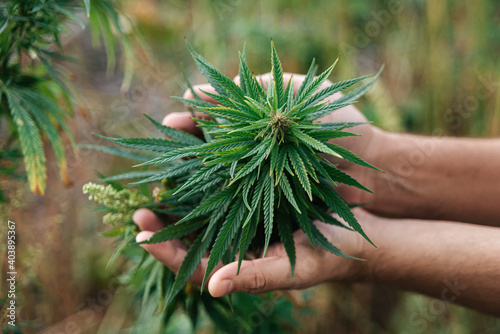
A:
[182, 136, 253, 154]
[130, 159, 202, 185]
[174, 164, 224, 194]
[286, 146, 312, 200]
[311, 204, 354, 230]
[197, 105, 257, 123]
[293, 196, 315, 247]
[172, 95, 218, 110]
[145, 114, 204, 145]
[314, 180, 374, 246]
[309, 223, 360, 259]
[166, 226, 216, 305]
[176, 183, 237, 225]
[278, 173, 301, 214]
[274, 146, 288, 184]
[242, 169, 259, 210]
[6, 91, 46, 195]
[11, 88, 68, 184]
[107, 228, 135, 269]
[295, 58, 317, 106]
[309, 66, 384, 120]
[238, 173, 266, 272]
[188, 43, 246, 104]
[285, 77, 294, 111]
[325, 143, 381, 171]
[294, 57, 338, 107]
[277, 211, 296, 276]
[142, 260, 163, 308]
[318, 121, 369, 131]
[308, 129, 359, 142]
[133, 149, 194, 167]
[321, 161, 372, 193]
[140, 219, 204, 244]
[99, 170, 160, 182]
[79, 144, 151, 162]
[230, 148, 268, 184]
[262, 174, 274, 257]
[244, 96, 271, 117]
[304, 75, 371, 109]
[307, 101, 354, 120]
[186, 41, 227, 97]
[291, 127, 342, 159]
[239, 48, 262, 101]
[295, 144, 318, 182]
[98, 135, 185, 153]
[271, 40, 284, 106]
[202, 196, 248, 289]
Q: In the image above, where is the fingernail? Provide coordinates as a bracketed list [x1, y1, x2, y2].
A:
[217, 279, 234, 297]
[136, 231, 153, 243]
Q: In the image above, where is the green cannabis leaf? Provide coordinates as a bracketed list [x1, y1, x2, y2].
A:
[98, 40, 382, 304]
[0, 0, 135, 196]
[83, 180, 302, 333]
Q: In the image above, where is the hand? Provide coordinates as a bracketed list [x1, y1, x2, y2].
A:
[134, 76, 386, 296]
[134, 207, 372, 297]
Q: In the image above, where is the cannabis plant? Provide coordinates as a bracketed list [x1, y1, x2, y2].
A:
[0, 0, 134, 197]
[90, 41, 381, 309]
[83, 181, 305, 333]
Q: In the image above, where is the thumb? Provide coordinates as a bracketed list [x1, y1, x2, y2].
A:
[208, 257, 302, 297]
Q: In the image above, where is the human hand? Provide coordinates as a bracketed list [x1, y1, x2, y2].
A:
[134, 207, 373, 297]
[134, 77, 388, 296]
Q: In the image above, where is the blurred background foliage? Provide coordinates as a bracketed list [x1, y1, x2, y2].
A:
[1, 0, 500, 333]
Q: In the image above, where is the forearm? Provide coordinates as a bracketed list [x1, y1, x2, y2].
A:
[370, 133, 500, 225]
[359, 217, 500, 316]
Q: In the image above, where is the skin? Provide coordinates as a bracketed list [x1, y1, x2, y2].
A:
[134, 73, 500, 316]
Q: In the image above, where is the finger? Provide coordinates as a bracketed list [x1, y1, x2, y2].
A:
[183, 83, 219, 104]
[133, 208, 165, 232]
[232, 75, 241, 86]
[136, 231, 226, 285]
[208, 257, 299, 297]
[162, 112, 202, 136]
[135, 232, 193, 274]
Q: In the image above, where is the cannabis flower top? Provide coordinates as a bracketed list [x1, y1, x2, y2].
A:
[96, 41, 382, 303]
[83, 182, 150, 225]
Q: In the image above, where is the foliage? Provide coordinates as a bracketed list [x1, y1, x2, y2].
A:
[83, 180, 306, 333]
[0, 0, 134, 197]
[90, 41, 380, 313]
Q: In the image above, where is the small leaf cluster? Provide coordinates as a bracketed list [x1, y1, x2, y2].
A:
[97, 41, 381, 305]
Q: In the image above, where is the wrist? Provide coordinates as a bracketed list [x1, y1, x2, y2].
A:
[332, 209, 386, 283]
[364, 130, 415, 216]
[351, 211, 388, 282]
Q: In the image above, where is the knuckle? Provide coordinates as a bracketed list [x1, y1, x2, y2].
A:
[243, 262, 267, 293]
[246, 271, 267, 293]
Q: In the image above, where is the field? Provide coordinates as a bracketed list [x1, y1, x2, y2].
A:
[1, 0, 500, 333]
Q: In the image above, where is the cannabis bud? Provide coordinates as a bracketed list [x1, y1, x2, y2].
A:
[99, 41, 381, 303]
[83, 182, 150, 225]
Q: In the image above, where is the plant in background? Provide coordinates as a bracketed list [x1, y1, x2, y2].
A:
[0, 1, 136, 332]
[0, 0, 134, 198]
[84, 40, 381, 331]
